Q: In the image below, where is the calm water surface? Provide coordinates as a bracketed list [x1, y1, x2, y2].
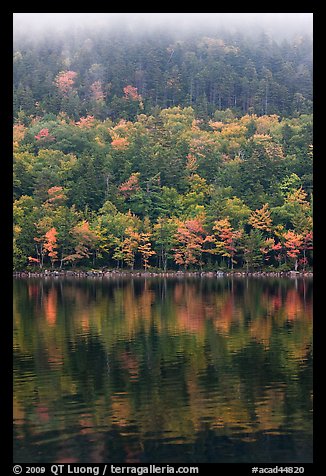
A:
[13, 277, 313, 463]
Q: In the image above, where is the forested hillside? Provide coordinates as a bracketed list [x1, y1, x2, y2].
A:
[13, 23, 313, 272]
[14, 28, 312, 120]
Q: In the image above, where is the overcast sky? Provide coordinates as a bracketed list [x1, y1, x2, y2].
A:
[13, 13, 313, 40]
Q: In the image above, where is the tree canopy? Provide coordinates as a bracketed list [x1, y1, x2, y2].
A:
[13, 24, 313, 272]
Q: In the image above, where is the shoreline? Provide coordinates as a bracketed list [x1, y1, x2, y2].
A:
[13, 269, 313, 279]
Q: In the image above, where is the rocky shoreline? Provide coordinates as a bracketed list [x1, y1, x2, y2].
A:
[13, 269, 313, 278]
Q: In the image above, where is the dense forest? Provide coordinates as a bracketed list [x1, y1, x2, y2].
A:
[14, 27, 313, 119]
[13, 23, 313, 272]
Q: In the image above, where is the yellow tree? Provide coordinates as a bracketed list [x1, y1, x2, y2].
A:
[248, 203, 272, 233]
[213, 218, 242, 270]
[286, 187, 312, 235]
[119, 227, 141, 270]
[138, 233, 156, 270]
[63, 221, 99, 266]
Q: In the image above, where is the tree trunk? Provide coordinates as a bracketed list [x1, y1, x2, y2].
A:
[163, 253, 167, 272]
[40, 244, 44, 269]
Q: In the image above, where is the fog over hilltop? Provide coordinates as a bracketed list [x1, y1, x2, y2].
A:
[13, 13, 313, 42]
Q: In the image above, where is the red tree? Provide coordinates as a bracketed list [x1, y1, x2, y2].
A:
[111, 137, 129, 150]
[119, 173, 141, 197]
[173, 218, 207, 269]
[35, 128, 54, 142]
[54, 71, 77, 95]
[46, 186, 66, 205]
[75, 115, 95, 128]
[123, 85, 141, 100]
[283, 230, 303, 271]
[43, 227, 58, 268]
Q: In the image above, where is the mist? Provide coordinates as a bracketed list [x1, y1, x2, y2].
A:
[13, 13, 313, 42]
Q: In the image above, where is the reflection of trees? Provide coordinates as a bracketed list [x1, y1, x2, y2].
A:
[44, 287, 58, 326]
[285, 288, 305, 321]
[13, 278, 312, 462]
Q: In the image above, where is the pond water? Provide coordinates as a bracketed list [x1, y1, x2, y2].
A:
[13, 277, 313, 463]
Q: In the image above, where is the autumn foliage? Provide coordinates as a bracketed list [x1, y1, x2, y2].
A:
[46, 186, 66, 204]
[13, 106, 312, 272]
[35, 128, 53, 141]
[54, 71, 77, 95]
[248, 203, 272, 232]
[118, 173, 140, 196]
[111, 137, 129, 150]
[63, 221, 99, 264]
[283, 230, 303, 270]
[123, 85, 141, 101]
[173, 218, 208, 269]
[43, 228, 58, 266]
[75, 115, 95, 128]
[138, 233, 156, 270]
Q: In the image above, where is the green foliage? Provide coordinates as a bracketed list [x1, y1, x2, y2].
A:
[13, 108, 313, 270]
[13, 28, 312, 121]
[13, 39, 313, 274]
[240, 230, 265, 271]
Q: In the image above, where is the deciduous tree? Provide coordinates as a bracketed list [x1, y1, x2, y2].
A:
[173, 217, 207, 270]
[54, 71, 78, 95]
[248, 203, 272, 232]
[153, 217, 178, 271]
[283, 230, 303, 271]
[43, 227, 58, 268]
[213, 218, 242, 269]
[63, 221, 99, 266]
[138, 233, 156, 270]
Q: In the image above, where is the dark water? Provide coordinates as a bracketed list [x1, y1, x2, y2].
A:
[13, 277, 313, 463]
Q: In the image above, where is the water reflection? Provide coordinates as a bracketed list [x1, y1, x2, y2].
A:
[13, 277, 313, 463]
